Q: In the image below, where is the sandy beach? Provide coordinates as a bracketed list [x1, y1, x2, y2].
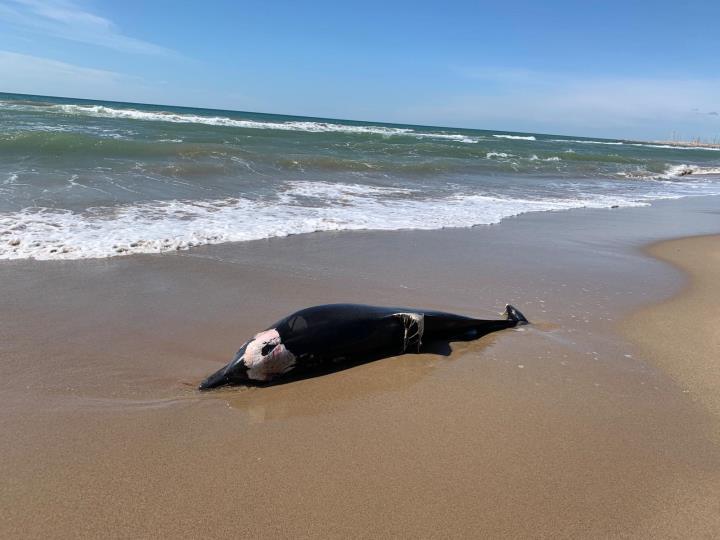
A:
[3, 3, 720, 537]
[2, 196, 720, 538]
[626, 235, 720, 421]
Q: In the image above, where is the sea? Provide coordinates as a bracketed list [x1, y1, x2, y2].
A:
[2, 92, 719, 260]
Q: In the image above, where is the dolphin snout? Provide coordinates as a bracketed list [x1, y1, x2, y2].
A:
[198, 366, 230, 390]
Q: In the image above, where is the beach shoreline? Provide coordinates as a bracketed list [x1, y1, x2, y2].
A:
[2, 196, 720, 538]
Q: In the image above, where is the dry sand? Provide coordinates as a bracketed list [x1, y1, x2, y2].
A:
[2, 198, 720, 539]
[622, 235, 720, 538]
[626, 235, 720, 421]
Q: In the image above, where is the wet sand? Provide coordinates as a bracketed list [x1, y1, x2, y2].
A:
[2, 197, 720, 538]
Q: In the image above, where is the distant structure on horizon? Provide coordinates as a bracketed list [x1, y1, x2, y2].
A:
[662, 130, 720, 148]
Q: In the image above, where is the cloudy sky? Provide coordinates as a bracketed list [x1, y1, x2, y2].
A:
[1, 0, 719, 139]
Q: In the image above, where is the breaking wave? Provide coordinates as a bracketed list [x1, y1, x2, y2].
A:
[619, 164, 720, 180]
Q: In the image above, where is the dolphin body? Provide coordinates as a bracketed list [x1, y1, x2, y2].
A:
[199, 303, 528, 389]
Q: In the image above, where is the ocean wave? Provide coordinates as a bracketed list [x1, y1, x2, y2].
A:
[549, 139, 624, 146]
[486, 152, 513, 159]
[493, 134, 536, 141]
[619, 164, 720, 180]
[5, 102, 481, 143]
[0, 180, 689, 261]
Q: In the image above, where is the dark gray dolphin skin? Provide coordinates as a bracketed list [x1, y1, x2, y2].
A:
[199, 303, 528, 390]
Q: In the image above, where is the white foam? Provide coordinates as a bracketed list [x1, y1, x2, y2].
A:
[486, 152, 513, 159]
[493, 134, 536, 141]
[5, 180, 710, 261]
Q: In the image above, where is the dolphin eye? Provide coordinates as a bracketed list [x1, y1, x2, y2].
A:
[261, 343, 277, 356]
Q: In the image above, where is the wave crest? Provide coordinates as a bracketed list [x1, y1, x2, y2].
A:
[4, 101, 481, 143]
[493, 134, 536, 141]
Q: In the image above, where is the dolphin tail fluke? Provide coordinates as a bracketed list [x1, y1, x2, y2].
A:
[505, 304, 529, 326]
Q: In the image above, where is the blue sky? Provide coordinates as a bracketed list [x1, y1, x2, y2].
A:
[1, 0, 719, 139]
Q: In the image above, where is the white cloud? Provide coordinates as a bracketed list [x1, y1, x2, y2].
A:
[0, 0, 172, 55]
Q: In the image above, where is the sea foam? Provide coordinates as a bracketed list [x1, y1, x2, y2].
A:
[2, 180, 703, 261]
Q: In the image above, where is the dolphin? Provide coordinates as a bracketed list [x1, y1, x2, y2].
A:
[199, 303, 528, 389]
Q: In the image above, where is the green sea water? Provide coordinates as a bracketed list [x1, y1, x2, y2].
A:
[1, 92, 719, 260]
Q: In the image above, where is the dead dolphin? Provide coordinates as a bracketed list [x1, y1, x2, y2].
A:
[199, 303, 528, 389]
